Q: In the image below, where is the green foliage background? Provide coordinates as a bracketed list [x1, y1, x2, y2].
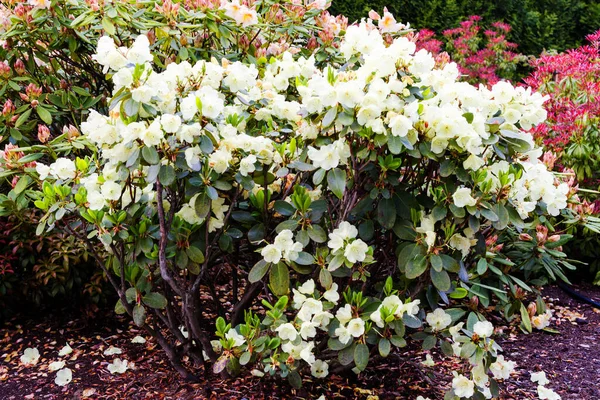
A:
[329, 0, 600, 55]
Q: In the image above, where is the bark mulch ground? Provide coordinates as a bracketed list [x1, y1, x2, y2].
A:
[1, 284, 599, 399]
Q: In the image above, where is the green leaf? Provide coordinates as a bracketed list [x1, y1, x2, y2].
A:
[354, 343, 369, 371]
[449, 287, 468, 299]
[194, 193, 211, 219]
[377, 198, 396, 230]
[400, 244, 428, 279]
[319, 268, 333, 289]
[102, 16, 116, 35]
[114, 299, 127, 315]
[249, 260, 269, 283]
[186, 246, 205, 263]
[378, 338, 391, 357]
[133, 304, 146, 326]
[36, 106, 52, 124]
[322, 106, 337, 128]
[476, 258, 488, 275]
[327, 168, 346, 199]
[431, 268, 451, 291]
[307, 225, 327, 243]
[274, 200, 295, 216]
[15, 109, 32, 128]
[159, 165, 176, 186]
[143, 292, 168, 309]
[13, 175, 31, 194]
[287, 370, 302, 389]
[520, 303, 532, 333]
[239, 351, 251, 366]
[142, 146, 160, 165]
[430, 255, 443, 272]
[269, 262, 289, 296]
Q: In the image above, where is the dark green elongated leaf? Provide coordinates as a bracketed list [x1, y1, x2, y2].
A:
[398, 244, 428, 279]
[520, 303, 532, 333]
[143, 292, 168, 309]
[307, 225, 327, 243]
[15, 109, 32, 128]
[327, 168, 346, 199]
[430, 255, 443, 272]
[354, 343, 369, 371]
[287, 370, 302, 388]
[406, 254, 428, 279]
[186, 246, 205, 263]
[249, 260, 269, 283]
[422, 334, 437, 350]
[248, 223, 265, 243]
[394, 192, 419, 219]
[269, 262, 289, 296]
[36, 106, 52, 124]
[274, 200, 296, 216]
[194, 193, 211, 219]
[377, 198, 396, 230]
[431, 268, 451, 291]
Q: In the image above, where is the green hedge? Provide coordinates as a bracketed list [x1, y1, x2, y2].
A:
[329, 0, 600, 55]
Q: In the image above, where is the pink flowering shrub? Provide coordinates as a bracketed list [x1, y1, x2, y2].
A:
[416, 16, 528, 86]
[526, 31, 600, 183]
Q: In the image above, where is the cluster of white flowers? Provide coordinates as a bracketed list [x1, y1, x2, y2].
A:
[327, 222, 370, 270]
[271, 279, 340, 378]
[333, 303, 366, 345]
[260, 229, 304, 264]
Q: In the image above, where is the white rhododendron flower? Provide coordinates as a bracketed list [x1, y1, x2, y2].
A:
[20, 348, 40, 366]
[58, 344, 73, 356]
[489, 355, 516, 380]
[48, 360, 66, 372]
[452, 187, 478, 208]
[532, 310, 553, 330]
[310, 359, 329, 378]
[225, 329, 245, 347]
[54, 368, 72, 386]
[452, 373, 475, 398]
[131, 336, 146, 344]
[426, 308, 452, 331]
[346, 318, 365, 337]
[261, 244, 282, 264]
[107, 358, 129, 374]
[473, 321, 494, 338]
[275, 323, 298, 341]
[537, 385, 561, 400]
[49, 158, 76, 180]
[103, 346, 122, 356]
[531, 371, 550, 386]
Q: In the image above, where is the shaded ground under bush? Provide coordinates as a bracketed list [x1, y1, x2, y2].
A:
[1, 284, 599, 399]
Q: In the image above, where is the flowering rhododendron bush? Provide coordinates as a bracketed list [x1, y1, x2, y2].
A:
[0, 1, 572, 398]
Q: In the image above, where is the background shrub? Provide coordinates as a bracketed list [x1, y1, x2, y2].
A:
[329, 0, 600, 55]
